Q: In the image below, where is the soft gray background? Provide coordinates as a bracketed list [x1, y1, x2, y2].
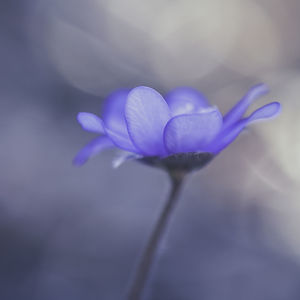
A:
[1, 0, 300, 299]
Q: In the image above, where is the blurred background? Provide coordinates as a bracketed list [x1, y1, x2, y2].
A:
[1, 0, 300, 299]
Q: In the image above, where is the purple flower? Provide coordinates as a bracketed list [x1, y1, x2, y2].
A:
[74, 84, 281, 170]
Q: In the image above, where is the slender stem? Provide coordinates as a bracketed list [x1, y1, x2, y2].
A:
[126, 171, 185, 300]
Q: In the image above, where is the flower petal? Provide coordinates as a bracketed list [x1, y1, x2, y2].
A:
[112, 151, 142, 168]
[163, 108, 223, 154]
[165, 87, 209, 116]
[102, 88, 131, 134]
[101, 88, 140, 153]
[77, 112, 105, 133]
[105, 128, 140, 153]
[125, 86, 171, 156]
[223, 84, 269, 130]
[73, 136, 114, 166]
[247, 101, 281, 122]
[209, 102, 281, 154]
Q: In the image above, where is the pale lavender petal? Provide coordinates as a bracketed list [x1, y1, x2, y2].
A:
[105, 128, 140, 154]
[77, 112, 105, 133]
[165, 87, 209, 116]
[223, 84, 269, 130]
[163, 108, 223, 154]
[125, 86, 171, 156]
[73, 136, 114, 166]
[247, 101, 281, 122]
[112, 151, 142, 168]
[102, 88, 130, 134]
[209, 102, 281, 154]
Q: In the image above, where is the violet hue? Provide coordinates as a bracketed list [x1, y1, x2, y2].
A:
[74, 84, 281, 166]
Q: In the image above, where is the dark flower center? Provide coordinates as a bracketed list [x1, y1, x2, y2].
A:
[140, 152, 214, 175]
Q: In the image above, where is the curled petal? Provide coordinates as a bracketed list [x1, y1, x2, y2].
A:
[247, 101, 281, 122]
[165, 87, 210, 116]
[209, 102, 281, 154]
[223, 84, 269, 130]
[77, 112, 105, 133]
[163, 108, 223, 154]
[102, 88, 131, 134]
[73, 136, 114, 166]
[125, 86, 171, 156]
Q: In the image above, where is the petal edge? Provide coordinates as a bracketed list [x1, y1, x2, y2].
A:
[77, 112, 105, 133]
[223, 84, 269, 130]
[73, 136, 114, 166]
[125, 86, 171, 156]
[164, 108, 223, 154]
[209, 102, 281, 154]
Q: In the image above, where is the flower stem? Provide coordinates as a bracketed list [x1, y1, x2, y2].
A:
[126, 171, 185, 300]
